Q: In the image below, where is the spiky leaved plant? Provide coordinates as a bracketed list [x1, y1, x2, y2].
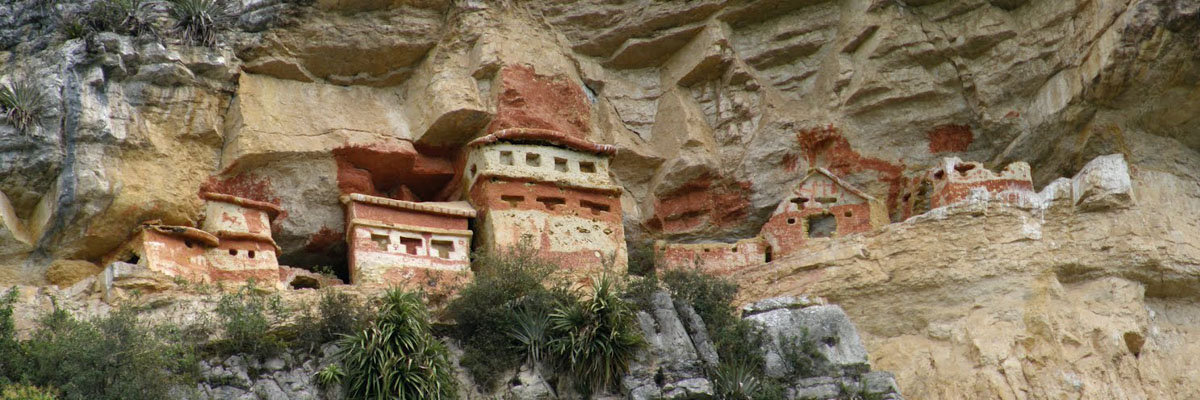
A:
[167, 0, 226, 47]
[547, 275, 645, 396]
[712, 362, 763, 400]
[336, 289, 457, 399]
[84, 0, 155, 37]
[0, 80, 46, 134]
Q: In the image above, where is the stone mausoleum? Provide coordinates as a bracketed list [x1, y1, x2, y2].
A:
[463, 128, 627, 275]
[340, 193, 475, 288]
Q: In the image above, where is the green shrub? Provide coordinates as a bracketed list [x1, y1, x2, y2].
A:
[16, 305, 198, 400]
[213, 283, 286, 358]
[292, 289, 372, 352]
[625, 238, 657, 277]
[780, 329, 828, 378]
[336, 289, 457, 399]
[0, 289, 21, 383]
[166, 0, 227, 47]
[0, 81, 46, 134]
[314, 364, 344, 388]
[546, 275, 645, 396]
[0, 384, 59, 400]
[446, 244, 563, 389]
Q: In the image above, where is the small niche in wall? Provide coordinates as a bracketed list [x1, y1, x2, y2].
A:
[554, 157, 569, 172]
[371, 233, 390, 250]
[431, 240, 454, 259]
[500, 151, 514, 165]
[580, 200, 610, 214]
[501, 195, 524, 207]
[399, 236, 422, 255]
[526, 153, 541, 167]
[579, 161, 596, 173]
[537, 196, 566, 210]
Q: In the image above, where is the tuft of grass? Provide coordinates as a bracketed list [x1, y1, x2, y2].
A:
[336, 289, 457, 399]
[82, 0, 155, 37]
[0, 384, 59, 400]
[166, 0, 227, 47]
[0, 80, 46, 134]
[314, 364, 344, 388]
[546, 275, 645, 396]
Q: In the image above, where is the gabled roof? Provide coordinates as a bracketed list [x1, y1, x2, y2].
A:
[340, 193, 477, 218]
[141, 223, 219, 247]
[466, 128, 617, 156]
[201, 192, 284, 220]
[794, 168, 878, 202]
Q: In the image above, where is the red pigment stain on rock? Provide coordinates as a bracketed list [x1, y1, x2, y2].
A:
[485, 64, 591, 139]
[333, 143, 457, 201]
[782, 153, 799, 172]
[796, 124, 905, 213]
[1005, 110, 1020, 118]
[648, 176, 752, 234]
[200, 174, 285, 219]
[927, 124, 974, 153]
[304, 226, 343, 253]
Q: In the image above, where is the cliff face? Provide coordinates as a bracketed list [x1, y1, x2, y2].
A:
[2, 0, 1200, 398]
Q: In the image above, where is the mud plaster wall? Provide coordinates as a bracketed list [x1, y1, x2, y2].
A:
[464, 143, 613, 192]
[203, 201, 273, 237]
[346, 202, 468, 231]
[347, 225, 470, 285]
[208, 238, 279, 282]
[930, 161, 1033, 208]
[656, 238, 767, 275]
[132, 230, 210, 281]
[761, 203, 875, 260]
[486, 65, 591, 139]
[470, 179, 626, 272]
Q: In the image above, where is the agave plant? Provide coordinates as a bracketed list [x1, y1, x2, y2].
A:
[712, 362, 763, 400]
[0, 81, 46, 134]
[336, 289, 457, 399]
[546, 275, 645, 396]
[167, 0, 227, 47]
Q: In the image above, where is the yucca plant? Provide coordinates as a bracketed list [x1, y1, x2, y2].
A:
[0, 81, 46, 134]
[507, 308, 550, 365]
[336, 289, 457, 399]
[167, 0, 226, 47]
[546, 275, 645, 396]
[314, 364, 344, 388]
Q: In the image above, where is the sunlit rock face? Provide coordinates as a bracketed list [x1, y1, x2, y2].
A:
[2, 0, 1200, 397]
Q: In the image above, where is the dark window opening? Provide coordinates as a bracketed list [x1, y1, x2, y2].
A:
[431, 240, 454, 259]
[125, 253, 141, 265]
[248, 250, 256, 259]
[579, 161, 596, 173]
[844, 210, 853, 217]
[954, 163, 976, 174]
[537, 197, 566, 210]
[933, 170, 945, 180]
[816, 196, 838, 204]
[371, 233, 390, 250]
[499, 151, 514, 165]
[399, 237, 422, 255]
[764, 246, 773, 263]
[580, 200, 610, 214]
[731, 246, 738, 253]
[229, 249, 238, 256]
[790, 197, 808, 208]
[526, 153, 541, 167]
[703, 248, 710, 253]
[806, 214, 837, 238]
[554, 157, 569, 172]
[290, 276, 321, 290]
[185, 240, 193, 248]
[786, 217, 797, 225]
[500, 195, 524, 207]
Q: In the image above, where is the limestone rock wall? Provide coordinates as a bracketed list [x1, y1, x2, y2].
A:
[2, 0, 1200, 398]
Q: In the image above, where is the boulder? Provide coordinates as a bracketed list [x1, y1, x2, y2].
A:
[1072, 154, 1134, 211]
